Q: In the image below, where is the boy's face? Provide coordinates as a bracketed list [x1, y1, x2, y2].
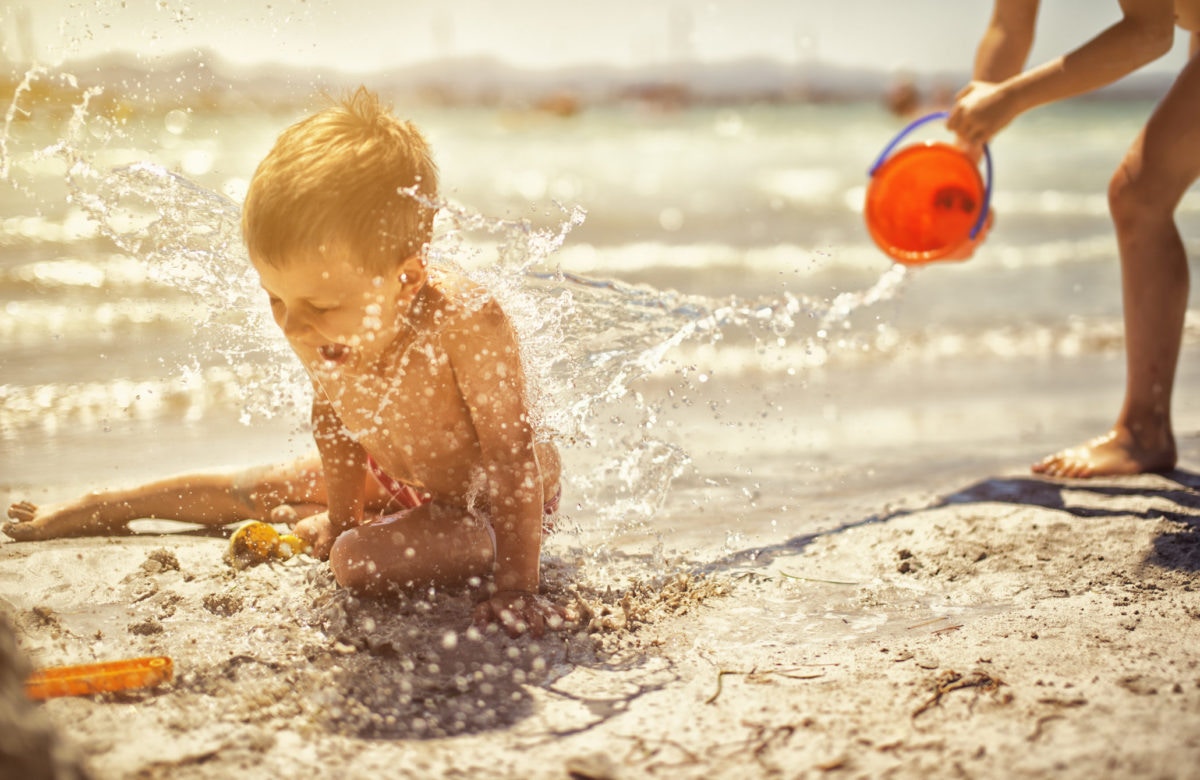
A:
[251, 247, 423, 375]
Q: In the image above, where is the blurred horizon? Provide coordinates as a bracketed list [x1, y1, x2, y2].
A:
[3, 1, 1192, 76]
[2, 1, 1192, 116]
[0, 42, 1181, 117]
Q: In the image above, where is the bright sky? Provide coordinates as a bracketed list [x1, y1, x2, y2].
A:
[4, 0, 1192, 74]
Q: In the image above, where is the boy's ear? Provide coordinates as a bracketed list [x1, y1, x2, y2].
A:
[397, 254, 427, 287]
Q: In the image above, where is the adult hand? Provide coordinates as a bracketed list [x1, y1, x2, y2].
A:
[472, 590, 571, 638]
[947, 80, 1016, 148]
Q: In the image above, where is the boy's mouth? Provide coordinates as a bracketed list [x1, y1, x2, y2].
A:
[318, 343, 350, 363]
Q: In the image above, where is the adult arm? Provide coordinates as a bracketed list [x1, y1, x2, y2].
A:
[951, 0, 1176, 145]
[973, 0, 1040, 81]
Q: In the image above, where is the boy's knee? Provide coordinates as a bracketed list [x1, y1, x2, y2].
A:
[328, 530, 371, 590]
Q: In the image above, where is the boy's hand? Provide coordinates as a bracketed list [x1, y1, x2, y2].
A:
[472, 590, 572, 639]
[292, 512, 338, 560]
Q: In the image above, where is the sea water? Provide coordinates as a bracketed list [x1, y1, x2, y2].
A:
[2, 82, 1199, 557]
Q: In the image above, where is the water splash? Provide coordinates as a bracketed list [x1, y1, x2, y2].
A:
[423, 202, 910, 532]
[0, 80, 912, 535]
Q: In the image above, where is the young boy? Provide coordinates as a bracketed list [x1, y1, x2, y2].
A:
[6, 88, 565, 637]
[948, 0, 1199, 477]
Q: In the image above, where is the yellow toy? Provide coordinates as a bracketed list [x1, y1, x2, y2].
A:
[225, 521, 308, 569]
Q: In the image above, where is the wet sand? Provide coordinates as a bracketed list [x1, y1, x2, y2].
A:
[2, 349, 1199, 779]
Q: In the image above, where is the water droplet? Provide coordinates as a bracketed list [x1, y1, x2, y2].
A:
[659, 207, 684, 232]
[163, 109, 189, 135]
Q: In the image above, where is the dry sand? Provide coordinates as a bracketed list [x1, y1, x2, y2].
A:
[1, 465, 1198, 779]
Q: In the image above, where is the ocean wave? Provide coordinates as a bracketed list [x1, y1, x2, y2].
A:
[0, 253, 168, 292]
[548, 241, 881, 276]
[487, 235, 1125, 280]
[0, 367, 310, 440]
[11, 310, 1197, 437]
[0, 211, 100, 247]
[0, 298, 205, 344]
[648, 317, 1107, 380]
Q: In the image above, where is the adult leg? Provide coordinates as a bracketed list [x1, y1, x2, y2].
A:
[1035, 45, 1200, 477]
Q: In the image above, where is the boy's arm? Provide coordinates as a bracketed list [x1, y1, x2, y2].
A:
[451, 301, 543, 592]
[951, 0, 1175, 145]
[309, 385, 366, 559]
[446, 299, 554, 633]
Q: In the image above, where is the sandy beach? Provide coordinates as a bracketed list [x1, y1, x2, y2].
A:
[3, 69, 1199, 780]
[3, 344, 1199, 780]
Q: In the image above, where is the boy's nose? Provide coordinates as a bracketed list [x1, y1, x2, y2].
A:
[279, 310, 313, 340]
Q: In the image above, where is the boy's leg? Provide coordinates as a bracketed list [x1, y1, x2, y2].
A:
[5, 456, 330, 541]
[1035, 47, 1200, 477]
[328, 504, 495, 596]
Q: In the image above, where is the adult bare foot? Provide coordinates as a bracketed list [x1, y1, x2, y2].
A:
[1032, 427, 1177, 478]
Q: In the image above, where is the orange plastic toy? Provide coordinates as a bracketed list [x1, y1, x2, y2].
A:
[25, 656, 174, 700]
[865, 111, 993, 265]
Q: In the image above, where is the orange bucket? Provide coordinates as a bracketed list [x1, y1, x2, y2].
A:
[865, 111, 992, 265]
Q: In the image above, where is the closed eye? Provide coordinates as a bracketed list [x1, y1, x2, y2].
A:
[264, 295, 336, 314]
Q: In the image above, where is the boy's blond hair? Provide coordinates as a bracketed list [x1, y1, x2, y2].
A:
[242, 87, 439, 273]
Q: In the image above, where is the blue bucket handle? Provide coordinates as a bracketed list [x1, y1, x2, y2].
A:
[868, 111, 993, 240]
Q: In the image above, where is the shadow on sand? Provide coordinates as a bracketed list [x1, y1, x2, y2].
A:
[708, 469, 1200, 577]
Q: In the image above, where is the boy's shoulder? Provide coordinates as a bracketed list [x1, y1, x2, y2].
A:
[420, 270, 511, 334]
